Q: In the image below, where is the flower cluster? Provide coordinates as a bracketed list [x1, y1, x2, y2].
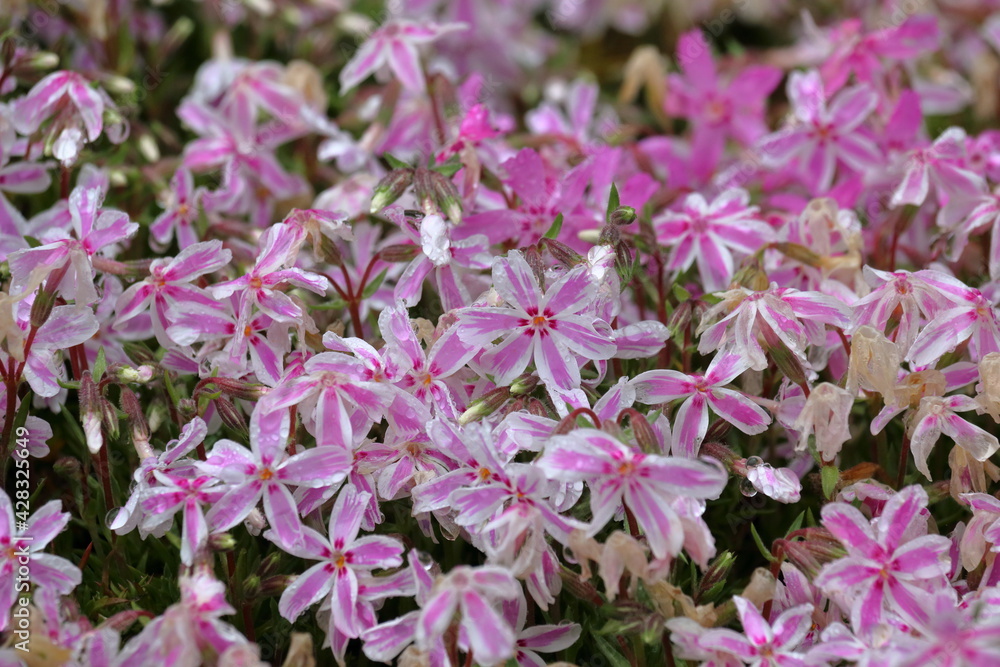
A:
[5, 2, 1000, 666]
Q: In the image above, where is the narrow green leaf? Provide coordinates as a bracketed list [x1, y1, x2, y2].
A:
[785, 510, 806, 537]
[362, 267, 390, 299]
[606, 183, 620, 222]
[593, 633, 632, 667]
[672, 283, 692, 302]
[92, 347, 107, 383]
[750, 523, 778, 563]
[384, 154, 410, 170]
[821, 465, 840, 500]
[543, 213, 564, 240]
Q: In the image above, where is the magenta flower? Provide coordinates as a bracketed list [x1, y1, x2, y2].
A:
[698, 596, 813, 667]
[757, 69, 879, 193]
[907, 395, 999, 480]
[199, 408, 352, 549]
[631, 351, 771, 456]
[339, 20, 468, 94]
[0, 493, 80, 633]
[537, 429, 727, 559]
[666, 30, 782, 179]
[12, 70, 127, 165]
[456, 250, 616, 390]
[652, 189, 774, 293]
[114, 240, 231, 345]
[141, 472, 225, 566]
[209, 222, 329, 325]
[274, 486, 404, 639]
[150, 168, 204, 250]
[9, 186, 138, 305]
[814, 485, 952, 634]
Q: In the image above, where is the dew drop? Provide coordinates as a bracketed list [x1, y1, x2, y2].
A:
[746, 456, 763, 469]
[105, 507, 125, 529]
[739, 478, 758, 497]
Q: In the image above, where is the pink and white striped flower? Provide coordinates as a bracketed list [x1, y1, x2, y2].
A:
[537, 428, 727, 560]
[274, 486, 404, 639]
[631, 351, 771, 457]
[456, 250, 615, 390]
[814, 485, 952, 634]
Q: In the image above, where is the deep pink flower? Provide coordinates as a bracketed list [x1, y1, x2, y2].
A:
[141, 472, 225, 566]
[209, 222, 328, 327]
[666, 30, 782, 180]
[150, 168, 204, 250]
[9, 186, 138, 305]
[12, 70, 127, 165]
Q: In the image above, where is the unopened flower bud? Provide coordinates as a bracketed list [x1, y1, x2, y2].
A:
[100, 397, 120, 442]
[115, 364, 156, 384]
[760, 325, 807, 388]
[199, 377, 269, 401]
[609, 206, 637, 226]
[208, 532, 237, 551]
[614, 241, 635, 286]
[540, 237, 584, 267]
[317, 233, 344, 266]
[177, 398, 197, 420]
[509, 373, 538, 396]
[29, 289, 57, 328]
[458, 386, 511, 424]
[25, 51, 58, 71]
[732, 256, 769, 291]
[618, 408, 658, 454]
[79, 376, 104, 455]
[775, 242, 823, 268]
[120, 389, 153, 460]
[370, 168, 413, 214]
[379, 244, 420, 263]
[845, 326, 900, 397]
[430, 170, 463, 223]
[412, 168, 437, 216]
[122, 342, 158, 366]
[216, 397, 249, 439]
[696, 551, 735, 603]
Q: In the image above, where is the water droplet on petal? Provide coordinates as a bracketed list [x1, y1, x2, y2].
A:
[746, 456, 763, 469]
[739, 478, 758, 497]
[105, 507, 125, 529]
